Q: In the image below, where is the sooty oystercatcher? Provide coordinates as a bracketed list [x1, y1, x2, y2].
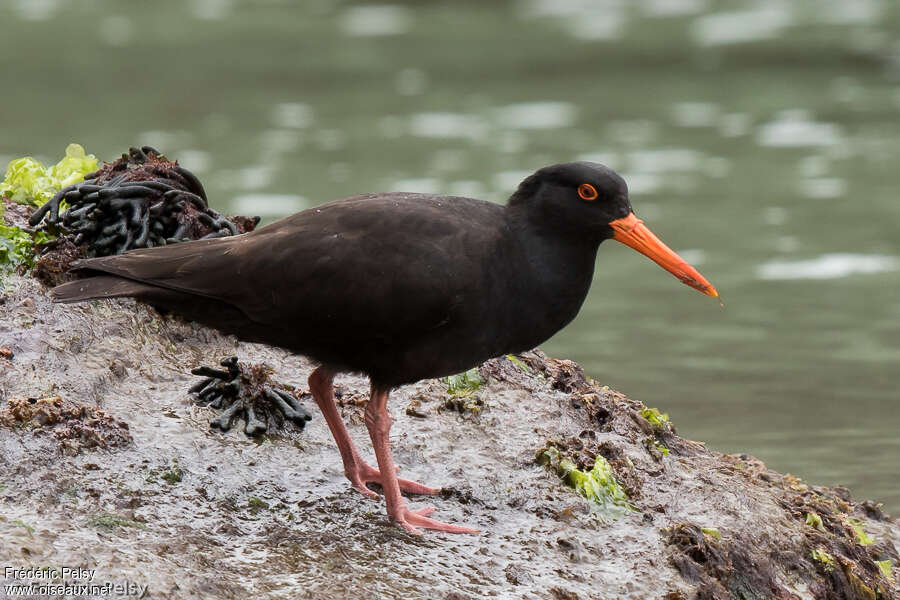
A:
[52, 162, 717, 534]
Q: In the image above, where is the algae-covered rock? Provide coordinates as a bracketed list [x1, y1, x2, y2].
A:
[1, 145, 260, 286]
[0, 394, 132, 455]
[0, 271, 898, 599]
[537, 444, 633, 522]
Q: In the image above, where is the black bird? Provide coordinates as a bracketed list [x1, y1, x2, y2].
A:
[53, 162, 717, 534]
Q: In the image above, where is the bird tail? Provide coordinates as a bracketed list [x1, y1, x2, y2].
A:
[51, 275, 158, 303]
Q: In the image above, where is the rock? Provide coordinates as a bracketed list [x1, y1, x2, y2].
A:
[0, 271, 898, 600]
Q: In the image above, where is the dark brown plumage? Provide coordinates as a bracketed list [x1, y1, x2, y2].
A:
[53, 162, 716, 534]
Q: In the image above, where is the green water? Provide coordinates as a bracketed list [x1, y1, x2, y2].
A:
[2, 0, 898, 511]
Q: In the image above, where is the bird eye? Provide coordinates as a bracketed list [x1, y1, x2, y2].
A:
[577, 183, 598, 201]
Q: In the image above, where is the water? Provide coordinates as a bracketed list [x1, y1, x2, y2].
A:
[1, 0, 898, 511]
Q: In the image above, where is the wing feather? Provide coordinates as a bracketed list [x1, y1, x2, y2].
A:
[67, 194, 507, 343]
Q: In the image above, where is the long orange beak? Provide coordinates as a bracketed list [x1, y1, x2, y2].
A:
[609, 213, 718, 298]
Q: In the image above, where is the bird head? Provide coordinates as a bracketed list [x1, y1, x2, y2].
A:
[508, 162, 718, 298]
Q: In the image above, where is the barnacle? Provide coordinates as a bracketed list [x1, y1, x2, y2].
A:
[28, 146, 259, 257]
[189, 356, 313, 437]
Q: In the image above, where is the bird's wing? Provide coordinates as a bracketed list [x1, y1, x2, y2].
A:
[72, 194, 507, 341]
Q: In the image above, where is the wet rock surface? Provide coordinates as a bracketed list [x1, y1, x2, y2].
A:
[1, 273, 898, 599]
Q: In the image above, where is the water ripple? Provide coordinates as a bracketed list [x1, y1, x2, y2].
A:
[756, 254, 898, 280]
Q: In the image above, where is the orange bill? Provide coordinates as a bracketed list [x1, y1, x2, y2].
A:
[609, 213, 718, 298]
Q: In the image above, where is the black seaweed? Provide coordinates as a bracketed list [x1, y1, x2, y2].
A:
[189, 356, 313, 437]
[28, 146, 259, 257]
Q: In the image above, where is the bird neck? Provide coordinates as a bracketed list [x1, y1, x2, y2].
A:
[505, 204, 602, 272]
[502, 206, 600, 342]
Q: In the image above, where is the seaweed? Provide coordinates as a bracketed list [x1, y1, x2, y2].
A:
[811, 548, 836, 568]
[504, 354, 530, 372]
[806, 511, 826, 531]
[444, 367, 484, 396]
[27, 146, 259, 257]
[848, 519, 877, 546]
[0, 223, 52, 274]
[189, 356, 313, 437]
[30, 236, 85, 286]
[537, 445, 632, 521]
[247, 496, 270, 514]
[11, 520, 35, 534]
[666, 523, 793, 599]
[0, 143, 98, 209]
[640, 407, 670, 429]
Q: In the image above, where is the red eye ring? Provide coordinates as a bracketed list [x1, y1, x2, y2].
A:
[578, 183, 598, 201]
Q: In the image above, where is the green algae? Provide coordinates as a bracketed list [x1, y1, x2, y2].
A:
[146, 459, 183, 485]
[538, 446, 632, 521]
[848, 520, 876, 546]
[640, 407, 671, 457]
[89, 512, 146, 531]
[1, 144, 95, 277]
[640, 407, 670, 429]
[0, 224, 52, 274]
[875, 560, 892, 579]
[504, 354, 530, 372]
[701, 527, 721, 540]
[248, 496, 270, 514]
[11, 519, 34, 534]
[0, 143, 98, 209]
[444, 367, 484, 397]
[811, 548, 835, 568]
[160, 465, 183, 485]
[805, 512, 825, 531]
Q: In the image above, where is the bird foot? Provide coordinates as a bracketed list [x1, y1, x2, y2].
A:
[347, 461, 440, 499]
[393, 505, 479, 535]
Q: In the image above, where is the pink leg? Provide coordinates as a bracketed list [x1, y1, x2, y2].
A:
[365, 385, 479, 535]
[307, 367, 438, 498]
